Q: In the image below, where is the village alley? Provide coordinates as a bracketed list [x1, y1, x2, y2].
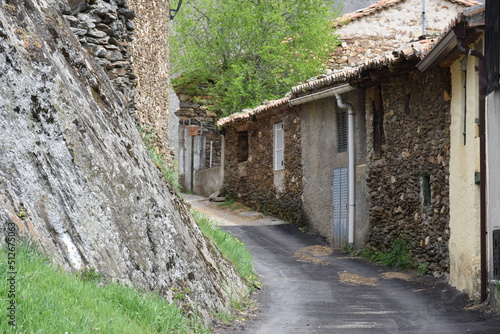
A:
[184, 194, 500, 334]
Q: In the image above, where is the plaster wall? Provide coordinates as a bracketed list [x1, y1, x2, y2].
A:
[300, 91, 368, 245]
[448, 58, 481, 300]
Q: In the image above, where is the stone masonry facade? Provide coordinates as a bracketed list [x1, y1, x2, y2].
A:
[128, 0, 173, 160]
[365, 67, 452, 275]
[223, 107, 304, 224]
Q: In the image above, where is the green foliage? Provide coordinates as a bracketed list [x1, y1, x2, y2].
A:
[191, 209, 259, 290]
[137, 124, 181, 193]
[342, 243, 362, 256]
[171, 0, 340, 116]
[0, 241, 209, 333]
[417, 261, 430, 276]
[361, 239, 414, 270]
[79, 267, 105, 283]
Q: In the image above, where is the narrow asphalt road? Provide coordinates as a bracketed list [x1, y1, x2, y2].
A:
[183, 194, 500, 334]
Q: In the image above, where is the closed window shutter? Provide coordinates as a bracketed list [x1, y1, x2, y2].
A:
[274, 122, 284, 170]
[338, 109, 347, 152]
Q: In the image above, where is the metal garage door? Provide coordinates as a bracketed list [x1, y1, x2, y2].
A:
[332, 168, 348, 248]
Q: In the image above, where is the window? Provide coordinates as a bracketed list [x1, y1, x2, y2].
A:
[274, 122, 284, 170]
[237, 131, 248, 163]
[337, 109, 347, 153]
[421, 172, 431, 207]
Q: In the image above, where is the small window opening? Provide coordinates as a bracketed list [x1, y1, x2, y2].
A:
[237, 131, 248, 163]
[422, 172, 431, 207]
[373, 86, 385, 158]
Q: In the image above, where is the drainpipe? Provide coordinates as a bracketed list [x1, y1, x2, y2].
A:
[289, 83, 357, 244]
[421, 0, 427, 36]
[336, 94, 356, 245]
[453, 25, 487, 303]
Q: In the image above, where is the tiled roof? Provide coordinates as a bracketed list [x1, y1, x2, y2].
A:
[218, 41, 433, 127]
[334, 0, 481, 27]
[217, 95, 291, 127]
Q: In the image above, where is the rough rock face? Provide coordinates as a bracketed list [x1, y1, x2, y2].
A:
[0, 0, 246, 319]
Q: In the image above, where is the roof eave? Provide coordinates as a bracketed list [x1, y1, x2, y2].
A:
[417, 30, 457, 72]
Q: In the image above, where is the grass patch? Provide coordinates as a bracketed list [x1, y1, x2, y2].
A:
[0, 241, 209, 333]
[358, 239, 415, 270]
[191, 210, 259, 290]
[138, 124, 181, 194]
[217, 196, 249, 212]
[343, 240, 420, 272]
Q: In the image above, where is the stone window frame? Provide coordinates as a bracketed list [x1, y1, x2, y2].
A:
[274, 121, 284, 171]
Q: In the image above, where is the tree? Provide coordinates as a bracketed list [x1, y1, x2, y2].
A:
[170, 0, 340, 116]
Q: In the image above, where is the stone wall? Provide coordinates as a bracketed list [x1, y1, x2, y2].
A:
[63, 0, 173, 161]
[330, 0, 469, 71]
[62, 0, 137, 117]
[176, 91, 222, 169]
[224, 108, 304, 224]
[128, 0, 173, 160]
[0, 0, 247, 321]
[365, 67, 452, 275]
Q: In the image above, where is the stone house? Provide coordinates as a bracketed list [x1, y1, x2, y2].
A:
[219, 47, 452, 276]
[329, 0, 480, 71]
[418, 3, 498, 304]
[174, 88, 222, 195]
[174, 0, 479, 197]
[218, 0, 478, 259]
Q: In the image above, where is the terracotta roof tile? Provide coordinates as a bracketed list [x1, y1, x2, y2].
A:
[217, 95, 291, 127]
[218, 41, 434, 127]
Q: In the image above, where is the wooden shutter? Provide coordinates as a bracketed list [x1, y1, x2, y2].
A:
[338, 109, 347, 153]
[274, 122, 284, 170]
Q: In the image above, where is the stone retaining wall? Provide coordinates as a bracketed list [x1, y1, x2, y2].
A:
[63, 0, 173, 161]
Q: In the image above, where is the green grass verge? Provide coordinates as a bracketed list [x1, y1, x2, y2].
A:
[191, 210, 259, 290]
[0, 241, 209, 333]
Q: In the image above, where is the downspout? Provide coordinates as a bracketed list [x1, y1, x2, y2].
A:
[422, 0, 426, 35]
[455, 32, 487, 303]
[336, 94, 356, 245]
[289, 83, 357, 245]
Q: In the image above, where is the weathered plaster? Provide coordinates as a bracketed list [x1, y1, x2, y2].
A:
[448, 55, 481, 300]
[300, 91, 368, 245]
